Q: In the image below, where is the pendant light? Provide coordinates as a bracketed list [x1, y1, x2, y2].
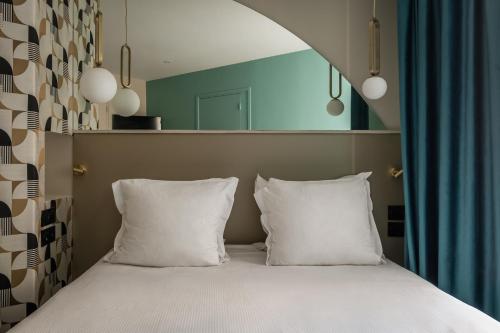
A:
[80, 0, 117, 104]
[326, 64, 344, 116]
[111, 0, 140, 117]
[361, 0, 387, 100]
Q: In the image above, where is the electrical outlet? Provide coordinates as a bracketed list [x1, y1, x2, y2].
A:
[388, 221, 404, 237]
[388, 205, 405, 221]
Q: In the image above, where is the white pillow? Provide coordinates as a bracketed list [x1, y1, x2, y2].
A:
[109, 178, 238, 267]
[254, 173, 384, 265]
[255, 174, 268, 193]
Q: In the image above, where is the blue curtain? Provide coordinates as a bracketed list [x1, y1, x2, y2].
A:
[398, 0, 500, 319]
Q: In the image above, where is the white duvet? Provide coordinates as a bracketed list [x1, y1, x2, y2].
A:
[12, 245, 500, 333]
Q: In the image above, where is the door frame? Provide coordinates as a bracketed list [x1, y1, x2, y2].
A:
[195, 87, 252, 130]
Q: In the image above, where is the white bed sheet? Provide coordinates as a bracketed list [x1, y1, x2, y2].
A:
[11, 245, 500, 333]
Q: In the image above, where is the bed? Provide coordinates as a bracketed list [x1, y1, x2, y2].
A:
[11, 245, 500, 332]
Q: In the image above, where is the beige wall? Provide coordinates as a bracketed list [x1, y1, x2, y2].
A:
[235, 0, 400, 129]
[72, 131, 404, 276]
[97, 75, 147, 130]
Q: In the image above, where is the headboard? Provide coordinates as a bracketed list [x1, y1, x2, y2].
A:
[73, 131, 403, 277]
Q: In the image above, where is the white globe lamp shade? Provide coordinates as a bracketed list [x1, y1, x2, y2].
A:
[80, 67, 117, 103]
[362, 76, 387, 100]
[111, 87, 140, 117]
[326, 99, 344, 116]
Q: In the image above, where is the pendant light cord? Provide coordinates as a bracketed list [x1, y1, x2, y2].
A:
[125, 0, 128, 45]
[120, 0, 132, 87]
[372, 0, 376, 18]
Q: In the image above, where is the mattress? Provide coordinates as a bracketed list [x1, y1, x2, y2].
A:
[11, 245, 500, 333]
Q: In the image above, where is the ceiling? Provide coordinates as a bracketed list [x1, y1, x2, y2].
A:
[101, 0, 311, 81]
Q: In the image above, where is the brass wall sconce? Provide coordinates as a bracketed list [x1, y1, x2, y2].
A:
[73, 164, 88, 176]
[390, 168, 403, 179]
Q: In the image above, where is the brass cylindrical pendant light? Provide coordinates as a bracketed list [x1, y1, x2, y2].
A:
[362, 0, 387, 100]
[80, 0, 117, 104]
[120, 44, 132, 88]
[95, 9, 104, 66]
[368, 16, 380, 76]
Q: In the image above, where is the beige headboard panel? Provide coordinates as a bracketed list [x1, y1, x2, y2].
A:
[73, 131, 403, 277]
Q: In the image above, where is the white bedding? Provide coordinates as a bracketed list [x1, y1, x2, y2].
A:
[12, 245, 500, 333]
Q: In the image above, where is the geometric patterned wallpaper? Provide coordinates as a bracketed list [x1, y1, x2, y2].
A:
[0, 0, 97, 330]
[38, 197, 72, 305]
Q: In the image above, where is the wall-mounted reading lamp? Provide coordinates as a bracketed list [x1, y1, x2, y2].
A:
[390, 167, 403, 179]
[73, 164, 87, 176]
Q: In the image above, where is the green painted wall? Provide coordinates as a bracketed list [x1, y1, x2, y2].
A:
[147, 49, 352, 130]
[369, 108, 386, 130]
